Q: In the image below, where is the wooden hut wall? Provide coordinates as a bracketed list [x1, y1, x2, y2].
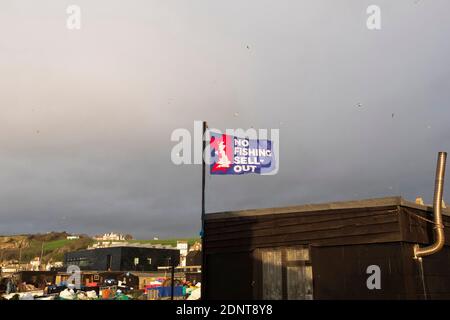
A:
[204, 205, 401, 254]
[204, 202, 450, 299]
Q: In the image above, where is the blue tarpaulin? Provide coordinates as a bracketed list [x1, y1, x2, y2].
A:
[149, 286, 185, 297]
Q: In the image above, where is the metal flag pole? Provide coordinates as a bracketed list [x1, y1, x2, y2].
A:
[201, 120, 207, 300]
[171, 256, 175, 300]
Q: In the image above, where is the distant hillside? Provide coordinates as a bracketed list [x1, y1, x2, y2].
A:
[0, 232, 94, 263]
[0, 233, 200, 264]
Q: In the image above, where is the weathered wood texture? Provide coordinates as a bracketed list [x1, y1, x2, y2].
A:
[312, 242, 450, 299]
[204, 251, 253, 300]
[399, 206, 450, 245]
[205, 206, 401, 254]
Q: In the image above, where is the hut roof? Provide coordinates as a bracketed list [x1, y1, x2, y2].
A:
[205, 196, 450, 220]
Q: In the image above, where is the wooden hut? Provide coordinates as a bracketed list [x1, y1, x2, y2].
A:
[203, 196, 450, 299]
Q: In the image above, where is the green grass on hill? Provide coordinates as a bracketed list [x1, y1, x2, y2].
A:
[43, 239, 73, 251]
[0, 236, 94, 263]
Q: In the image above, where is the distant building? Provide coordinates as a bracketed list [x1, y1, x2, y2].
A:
[0, 261, 25, 274]
[64, 246, 180, 272]
[55, 270, 185, 290]
[177, 241, 189, 267]
[186, 250, 201, 267]
[89, 241, 127, 249]
[66, 235, 80, 240]
[93, 232, 126, 241]
[30, 257, 41, 271]
[14, 271, 57, 289]
[190, 241, 202, 252]
[45, 261, 63, 271]
[1, 266, 19, 275]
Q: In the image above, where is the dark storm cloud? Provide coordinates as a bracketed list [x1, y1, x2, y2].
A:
[1, 0, 450, 238]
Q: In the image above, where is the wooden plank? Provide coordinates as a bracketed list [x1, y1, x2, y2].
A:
[206, 196, 450, 221]
[261, 249, 282, 299]
[205, 232, 401, 254]
[205, 197, 403, 220]
[206, 212, 399, 241]
[206, 208, 398, 235]
[286, 247, 309, 261]
[205, 251, 253, 299]
[206, 206, 397, 230]
[253, 249, 262, 299]
[205, 220, 400, 250]
[287, 264, 313, 300]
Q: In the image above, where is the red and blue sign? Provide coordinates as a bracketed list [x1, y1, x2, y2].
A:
[210, 133, 276, 175]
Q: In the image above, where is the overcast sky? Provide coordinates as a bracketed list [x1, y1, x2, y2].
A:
[0, 1, 449, 238]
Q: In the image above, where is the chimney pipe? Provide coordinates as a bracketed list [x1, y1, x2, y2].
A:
[414, 152, 447, 259]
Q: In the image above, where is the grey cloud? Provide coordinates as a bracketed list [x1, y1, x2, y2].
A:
[1, 1, 450, 238]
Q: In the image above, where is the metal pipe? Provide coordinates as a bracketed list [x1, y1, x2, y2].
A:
[171, 256, 175, 301]
[414, 152, 447, 258]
